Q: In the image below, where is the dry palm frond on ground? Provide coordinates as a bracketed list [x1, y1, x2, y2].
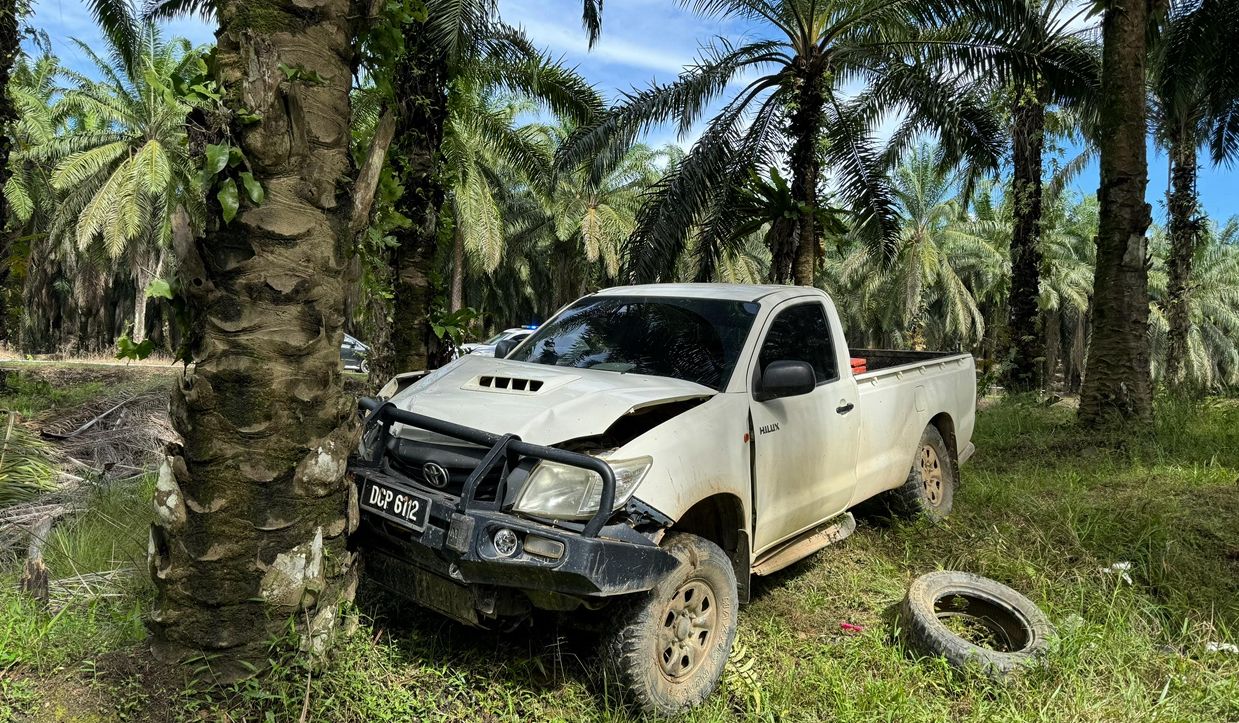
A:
[0, 411, 58, 506]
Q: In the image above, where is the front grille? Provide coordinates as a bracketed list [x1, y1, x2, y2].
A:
[386, 439, 506, 500]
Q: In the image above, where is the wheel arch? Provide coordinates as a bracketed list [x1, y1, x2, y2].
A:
[929, 411, 958, 467]
[669, 493, 751, 603]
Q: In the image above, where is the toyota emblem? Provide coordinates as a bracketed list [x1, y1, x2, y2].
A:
[422, 462, 450, 488]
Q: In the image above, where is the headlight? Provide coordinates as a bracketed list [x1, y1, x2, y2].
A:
[378, 378, 399, 399]
[513, 456, 652, 520]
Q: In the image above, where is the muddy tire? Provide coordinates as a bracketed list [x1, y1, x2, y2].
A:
[899, 571, 1053, 676]
[887, 424, 956, 522]
[602, 532, 738, 715]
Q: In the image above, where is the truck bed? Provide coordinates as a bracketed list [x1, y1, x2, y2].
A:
[849, 348, 965, 374]
[846, 347, 977, 505]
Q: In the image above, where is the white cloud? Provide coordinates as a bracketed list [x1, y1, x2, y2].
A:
[513, 14, 692, 75]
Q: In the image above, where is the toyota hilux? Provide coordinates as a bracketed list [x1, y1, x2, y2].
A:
[348, 283, 976, 713]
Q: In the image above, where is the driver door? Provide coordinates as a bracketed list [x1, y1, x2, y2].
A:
[749, 300, 860, 553]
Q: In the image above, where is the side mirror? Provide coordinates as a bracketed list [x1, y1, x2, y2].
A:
[493, 338, 519, 359]
[757, 360, 816, 401]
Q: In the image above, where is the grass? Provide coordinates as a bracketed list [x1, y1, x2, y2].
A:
[0, 365, 174, 420]
[2, 394, 1238, 721]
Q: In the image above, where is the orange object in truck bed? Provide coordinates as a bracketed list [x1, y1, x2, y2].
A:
[850, 357, 868, 374]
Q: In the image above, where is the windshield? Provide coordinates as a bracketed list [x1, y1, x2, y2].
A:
[507, 296, 759, 391]
[482, 331, 509, 345]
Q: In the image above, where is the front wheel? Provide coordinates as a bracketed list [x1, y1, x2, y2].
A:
[602, 532, 738, 715]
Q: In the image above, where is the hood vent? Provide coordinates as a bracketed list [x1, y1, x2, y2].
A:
[477, 375, 544, 393]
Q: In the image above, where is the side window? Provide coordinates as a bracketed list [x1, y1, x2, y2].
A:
[758, 302, 837, 383]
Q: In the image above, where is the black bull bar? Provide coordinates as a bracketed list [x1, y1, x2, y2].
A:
[355, 397, 618, 536]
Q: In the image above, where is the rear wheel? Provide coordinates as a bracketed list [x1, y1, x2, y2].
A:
[887, 424, 956, 522]
[602, 532, 738, 715]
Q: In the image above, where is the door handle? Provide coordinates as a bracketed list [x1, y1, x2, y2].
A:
[836, 402, 855, 415]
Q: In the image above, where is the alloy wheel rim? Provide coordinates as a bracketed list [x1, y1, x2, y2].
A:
[658, 578, 718, 680]
[920, 444, 944, 506]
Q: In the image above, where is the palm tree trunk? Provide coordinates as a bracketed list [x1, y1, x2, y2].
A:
[0, 0, 18, 345]
[132, 283, 148, 344]
[1004, 87, 1047, 392]
[1043, 308, 1061, 389]
[1164, 126, 1200, 389]
[149, 0, 361, 681]
[450, 223, 464, 312]
[1067, 312, 1087, 393]
[1079, 0, 1162, 425]
[378, 30, 448, 381]
[781, 66, 825, 286]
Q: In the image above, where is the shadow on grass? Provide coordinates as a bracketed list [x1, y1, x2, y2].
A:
[354, 580, 612, 700]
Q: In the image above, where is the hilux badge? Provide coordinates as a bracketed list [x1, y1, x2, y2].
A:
[422, 462, 450, 488]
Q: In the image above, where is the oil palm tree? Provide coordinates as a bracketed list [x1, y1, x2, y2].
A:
[1150, 218, 1239, 389]
[378, 0, 604, 378]
[87, 0, 389, 679]
[0, 0, 20, 229]
[40, 24, 203, 343]
[3, 48, 61, 236]
[382, 25, 601, 376]
[1080, 0, 1167, 425]
[547, 138, 674, 289]
[3, 49, 71, 349]
[824, 145, 1003, 350]
[1151, 0, 1239, 388]
[456, 133, 676, 321]
[970, 182, 1097, 390]
[561, 0, 1087, 286]
[512, 129, 675, 310]
[985, 0, 1099, 391]
[441, 88, 552, 311]
[0, 0, 26, 342]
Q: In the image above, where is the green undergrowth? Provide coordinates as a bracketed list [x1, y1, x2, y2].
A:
[1, 477, 155, 677]
[0, 373, 109, 418]
[2, 398, 1238, 722]
[0, 366, 173, 418]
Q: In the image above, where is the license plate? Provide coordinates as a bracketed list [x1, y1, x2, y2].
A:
[360, 479, 430, 531]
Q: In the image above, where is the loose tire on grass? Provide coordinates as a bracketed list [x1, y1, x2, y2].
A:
[602, 532, 738, 715]
[886, 424, 956, 522]
[899, 571, 1053, 677]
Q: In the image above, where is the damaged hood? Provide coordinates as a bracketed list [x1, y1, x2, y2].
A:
[386, 355, 716, 446]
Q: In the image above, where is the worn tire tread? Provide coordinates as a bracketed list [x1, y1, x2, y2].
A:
[899, 570, 1053, 677]
[601, 532, 738, 715]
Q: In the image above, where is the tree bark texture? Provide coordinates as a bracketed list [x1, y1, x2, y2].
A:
[379, 30, 448, 380]
[148, 0, 362, 681]
[1079, 0, 1159, 425]
[132, 284, 148, 344]
[1004, 88, 1047, 392]
[0, 0, 19, 344]
[1163, 128, 1200, 389]
[450, 223, 464, 312]
[775, 63, 824, 286]
[1043, 308, 1061, 388]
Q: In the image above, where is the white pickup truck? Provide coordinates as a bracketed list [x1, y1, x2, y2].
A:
[350, 283, 976, 713]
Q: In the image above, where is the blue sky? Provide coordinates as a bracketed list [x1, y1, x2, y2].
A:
[28, 0, 1239, 223]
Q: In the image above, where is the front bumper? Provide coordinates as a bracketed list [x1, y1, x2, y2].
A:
[349, 399, 678, 624]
